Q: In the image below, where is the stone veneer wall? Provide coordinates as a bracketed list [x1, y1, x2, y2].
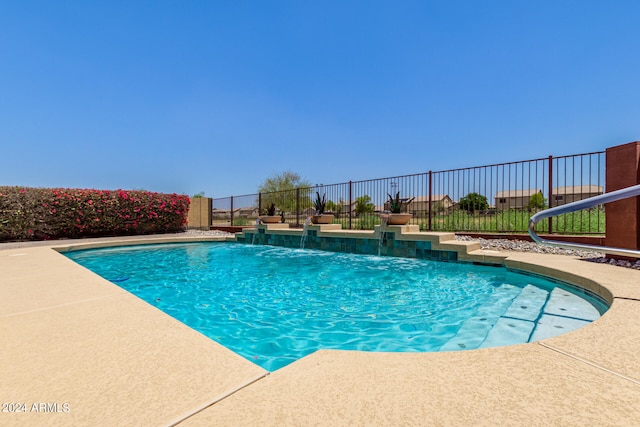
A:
[236, 225, 458, 262]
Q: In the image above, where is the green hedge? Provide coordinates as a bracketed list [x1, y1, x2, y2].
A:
[0, 187, 190, 242]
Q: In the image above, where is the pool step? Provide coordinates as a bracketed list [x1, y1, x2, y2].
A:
[479, 284, 549, 348]
[529, 288, 600, 341]
[439, 284, 523, 351]
[502, 284, 550, 321]
[530, 314, 591, 341]
[541, 287, 600, 321]
[440, 282, 601, 352]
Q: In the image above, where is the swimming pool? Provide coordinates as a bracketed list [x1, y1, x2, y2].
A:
[66, 242, 608, 371]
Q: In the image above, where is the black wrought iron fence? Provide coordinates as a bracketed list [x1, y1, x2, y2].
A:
[212, 151, 605, 235]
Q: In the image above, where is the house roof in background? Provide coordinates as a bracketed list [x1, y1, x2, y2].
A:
[495, 189, 542, 198]
[553, 185, 604, 194]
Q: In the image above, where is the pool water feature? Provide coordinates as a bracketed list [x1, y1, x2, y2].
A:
[65, 242, 608, 371]
[300, 217, 312, 249]
[378, 215, 388, 256]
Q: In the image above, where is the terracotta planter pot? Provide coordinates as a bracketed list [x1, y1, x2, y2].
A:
[386, 213, 412, 225]
[311, 214, 334, 224]
[260, 216, 280, 224]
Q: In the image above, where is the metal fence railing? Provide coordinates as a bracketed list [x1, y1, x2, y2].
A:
[212, 151, 606, 235]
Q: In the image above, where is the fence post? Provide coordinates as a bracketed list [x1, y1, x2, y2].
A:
[258, 193, 262, 216]
[428, 171, 433, 231]
[348, 181, 353, 230]
[296, 188, 300, 227]
[230, 196, 234, 226]
[548, 155, 553, 234]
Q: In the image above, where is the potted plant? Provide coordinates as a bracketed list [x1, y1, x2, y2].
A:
[260, 203, 280, 223]
[385, 192, 415, 225]
[311, 192, 335, 224]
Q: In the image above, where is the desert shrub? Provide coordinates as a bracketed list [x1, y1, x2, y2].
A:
[354, 195, 375, 215]
[526, 192, 547, 212]
[0, 186, 190, 242]
[458, 192, 489, 213]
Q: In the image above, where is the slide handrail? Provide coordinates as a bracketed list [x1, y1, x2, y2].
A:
[528, 184, 640, 258]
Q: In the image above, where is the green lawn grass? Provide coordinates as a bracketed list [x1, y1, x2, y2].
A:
[421, 208, 605, 234]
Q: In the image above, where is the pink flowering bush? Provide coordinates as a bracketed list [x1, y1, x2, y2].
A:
[0, 186, 190, 242]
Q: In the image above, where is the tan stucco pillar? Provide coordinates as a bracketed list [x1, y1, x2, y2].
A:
[187, 197, 212, 230]
[605, 141, 640, 252]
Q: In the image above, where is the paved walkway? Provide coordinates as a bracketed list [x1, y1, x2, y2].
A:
[1, 235, 639, 426]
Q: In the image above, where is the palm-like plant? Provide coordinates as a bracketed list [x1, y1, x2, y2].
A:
[387, 192, 415, 213]
[313, 192, 327, 215]
[264, 203, 276, 216]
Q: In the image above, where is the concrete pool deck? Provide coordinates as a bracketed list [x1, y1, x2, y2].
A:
[1, 233, 639, 425]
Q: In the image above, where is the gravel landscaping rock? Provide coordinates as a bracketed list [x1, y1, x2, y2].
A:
[455, 235, 640, 270]
[454, 235, 603, 258]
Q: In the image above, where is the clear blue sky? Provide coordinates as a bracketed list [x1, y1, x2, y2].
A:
[1, 1, 638, 198]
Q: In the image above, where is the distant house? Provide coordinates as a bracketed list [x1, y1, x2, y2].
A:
[551, 185, 604, 207]
[212, 208, 240, 219]
[495, 189, 543, 211]
[211, 208, 226, 219]
[407, 195, 454, 215]
[336, 199, 380, 216]
[383, 197, 415, 213]
[341, 195, 455, 216]
[380, 195, 453, 214]
[340, 200, 368, 216]
[237, 206, 260, 218]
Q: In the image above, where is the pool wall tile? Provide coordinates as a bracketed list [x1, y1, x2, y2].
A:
[240, 225, 463, 262]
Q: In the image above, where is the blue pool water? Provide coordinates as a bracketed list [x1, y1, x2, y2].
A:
[65, 242, 608, 371]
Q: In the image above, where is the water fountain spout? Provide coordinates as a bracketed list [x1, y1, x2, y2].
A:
[251, 218, 260, 245]
[378, 214, 389, 256]
[300, 216, 312, 249]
